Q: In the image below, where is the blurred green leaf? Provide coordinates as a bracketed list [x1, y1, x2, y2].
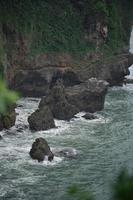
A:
[0, 80, 19, 114]
[114, 170, 133, 200]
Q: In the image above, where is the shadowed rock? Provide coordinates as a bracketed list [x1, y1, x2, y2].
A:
[66, 78, 108, 113]
[39, 78, 108, 119]
[28, 106, 55, 131]
[29, 78, 108, 130]
[128, 53, 133, 67]
[83, 112, 98, 120]
[39, 80, 79, 121]
[30, 138, 54, 162]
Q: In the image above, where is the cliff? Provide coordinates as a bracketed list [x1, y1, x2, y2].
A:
[0, 0, 132, 96]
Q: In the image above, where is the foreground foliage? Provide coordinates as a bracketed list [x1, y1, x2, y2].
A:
[0, 80, 18, 113]
[68, 170, 133, 200]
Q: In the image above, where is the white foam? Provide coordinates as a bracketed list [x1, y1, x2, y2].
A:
[28, 156, 63, 166]
[125, 65, 133, 80]
[11, 175, 46, 184]
[75, 112, 86, 118]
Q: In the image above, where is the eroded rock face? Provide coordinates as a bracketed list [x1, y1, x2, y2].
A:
[28, 78, 108, 130]
[37, 78, 108, 125]
[39, 80, 79, 121]
[75, 52, 130, 87]
[2, 16, 130, 97]
[66, 78, 108, 113]
[0, 106, 16, 131]
[102, 56, 130, 86]
[28, 106, 55, 131]
[30, 138, 54, 162]
[11, 67, 81, 97]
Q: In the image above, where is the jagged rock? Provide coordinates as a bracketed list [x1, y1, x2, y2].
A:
[39, 78, 108, 123]
[75, 53, 130, 87]
[39, 80, 79, 120]
[82, 113, 98, 120]
[28, 106, 55, 131]
[66, 78, 108, 113]
[11, 67, 81, 97]
[30, 78, 107, 130]
[30, 138, 54, 162]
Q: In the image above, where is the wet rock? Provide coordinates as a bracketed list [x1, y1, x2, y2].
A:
[99, 54, 130, 86]
[124, 78, 133, 84]
[28, 106, 55, 131]
[30, 138, 54, 162]
[53, 147, 77, 158]
[39, 78, 108, 122]
[16, 127, 24, 133]
[83, 113, 98, 120]
[17, 104, 23, 108]
[30, 78, 107, 130]
[39, 80, 79, 120]
[0, 135, 2, 140]
[15, 124, 29, 130]
[75, 52, 130, 87]
[66, 78, 108, 113]
[128, 53, 133, 67]
[5, 130, 17, 135]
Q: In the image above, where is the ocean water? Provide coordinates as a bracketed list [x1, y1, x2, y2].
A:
[0, 84, 133, 200]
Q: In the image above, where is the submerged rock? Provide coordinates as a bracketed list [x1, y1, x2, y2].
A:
[53, 147, 77, 158]
[83, 113, 98, 120]
[30, 138, 54, 162]
[28, 106, 55, 131]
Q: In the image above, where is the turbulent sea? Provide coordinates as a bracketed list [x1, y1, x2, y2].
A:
[0, 69, 133, 200]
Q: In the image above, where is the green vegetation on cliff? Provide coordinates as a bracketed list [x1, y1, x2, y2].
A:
[0, 0, 132, 64]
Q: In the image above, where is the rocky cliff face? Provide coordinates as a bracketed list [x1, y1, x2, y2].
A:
[4, 37, 130, 97]
[0, 0, 132, 97]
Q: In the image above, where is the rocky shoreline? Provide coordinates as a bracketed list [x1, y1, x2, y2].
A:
[28, 78, 108, 131]
[7, 51, 130, 97]
[0, 53, 132, 132]
[0, 48, 133, 162]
